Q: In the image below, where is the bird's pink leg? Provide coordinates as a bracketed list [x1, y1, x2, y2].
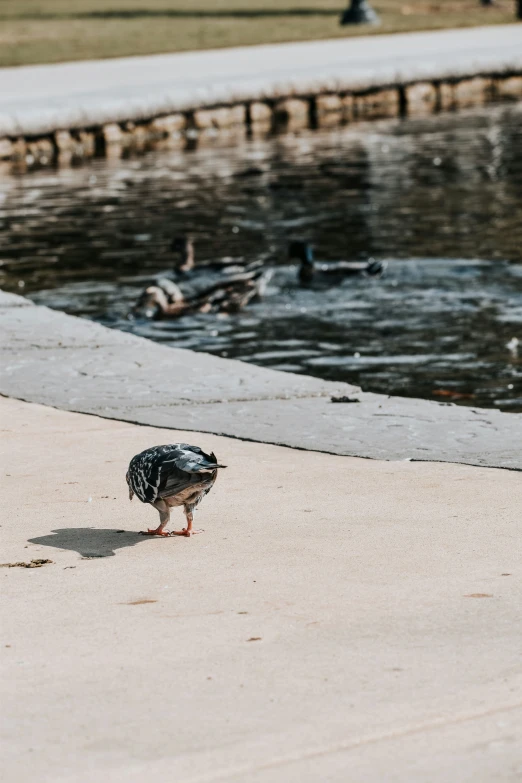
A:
[171, 508, 204, 537]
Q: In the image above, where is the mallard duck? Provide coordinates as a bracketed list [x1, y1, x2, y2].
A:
[127, 443, 226, 537]
[288, 241, 387, 285]
[133, 267, 270, 320]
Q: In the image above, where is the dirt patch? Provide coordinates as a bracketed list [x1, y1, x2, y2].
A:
[0, 558, 53, 568]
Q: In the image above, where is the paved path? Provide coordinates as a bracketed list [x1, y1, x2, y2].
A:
[1, 25, 521, 136]
[2, 290, 521, 470]
[2, 397, 522, 782]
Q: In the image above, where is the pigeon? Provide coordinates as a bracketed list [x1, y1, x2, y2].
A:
[126, 444, 226, 537]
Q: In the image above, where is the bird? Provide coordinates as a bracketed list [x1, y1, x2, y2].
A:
[126, 443, 226, 537]
[288, 241, 387, 285]
[133, 267, 271, 319]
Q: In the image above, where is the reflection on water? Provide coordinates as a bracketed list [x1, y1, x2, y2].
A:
[1, 104, 521, 410]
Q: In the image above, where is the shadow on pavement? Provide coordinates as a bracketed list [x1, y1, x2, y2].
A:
[28, 527, 153, 558]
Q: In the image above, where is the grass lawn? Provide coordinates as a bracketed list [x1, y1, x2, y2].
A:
[0, 0, 517, 67]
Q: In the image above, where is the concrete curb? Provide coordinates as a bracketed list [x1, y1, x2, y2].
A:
[2, 290, 521, 470]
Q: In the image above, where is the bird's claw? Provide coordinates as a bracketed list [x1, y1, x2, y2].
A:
[139, 529, 174, 537]
[172, 528, 205, 537]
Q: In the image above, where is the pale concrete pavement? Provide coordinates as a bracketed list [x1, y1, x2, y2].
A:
[1, 25, 521, 136]
[2, 396, 522, 782]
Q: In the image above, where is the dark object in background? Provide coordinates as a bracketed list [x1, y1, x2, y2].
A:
[340, 0, 380, 25]
[518, 0, 522, 20]
[331, 396, 360, 403]
[288, 241, 386, 285]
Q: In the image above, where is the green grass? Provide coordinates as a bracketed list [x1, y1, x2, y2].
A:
[0, 0, 517, 67]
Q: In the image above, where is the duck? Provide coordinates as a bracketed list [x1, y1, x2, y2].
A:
[133, 267, 271, 320]
[171, 236, 264, 278]
[288, 241, 387, 285]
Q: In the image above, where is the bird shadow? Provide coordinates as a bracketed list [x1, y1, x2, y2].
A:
[28, 527, 153, 559]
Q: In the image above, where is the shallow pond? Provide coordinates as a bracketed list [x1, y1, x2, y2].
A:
[1, 104, 522, 410]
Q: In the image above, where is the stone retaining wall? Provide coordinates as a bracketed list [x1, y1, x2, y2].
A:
[1, 73, 521, 173]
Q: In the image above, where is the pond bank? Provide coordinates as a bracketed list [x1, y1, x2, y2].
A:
[1, 290, 521, 470]
[1, 25, 521, 173]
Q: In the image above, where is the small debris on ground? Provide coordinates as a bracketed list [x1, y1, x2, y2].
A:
[464, 593, 493, 598]
[122, 599, 157, 605]
[331, 396, 360, 403]
[432, 389, 475, 400]
[0, 559, 53, 569]
[247, 637, 262, 642]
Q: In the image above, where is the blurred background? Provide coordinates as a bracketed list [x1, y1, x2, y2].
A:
[1, 2, 521, 412]
[0, 0, 518, 66]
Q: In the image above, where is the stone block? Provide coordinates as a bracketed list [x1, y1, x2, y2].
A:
[273, 98, 310, 130]
[26, 138, 55, 166]
[125, 124, 148, 151]
[495, 75, 522, 102]
[194, 105, 246, 130]
[0, 138, 13, 160]
[316, 94, 342, 114]
[406, 82, 437, 116]
[102, 123, 123, 145]
[250, 102, 272, 123]
[10, 138, 27, 162]
[76, 131, 95, 157]
[55, 130, 73, 152]
[148, 114, 186, 149]
[150, 114, 186, 135]
[454, 77, 492, 109]
[355, 89, 399, 120]
[316, 94, 343, 128]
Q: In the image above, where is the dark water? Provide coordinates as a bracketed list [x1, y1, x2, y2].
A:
[1, 104, 522, 411]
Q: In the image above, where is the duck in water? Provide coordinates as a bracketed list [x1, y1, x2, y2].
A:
[133, 267, 271, 320]
[289, 241, 387, 285]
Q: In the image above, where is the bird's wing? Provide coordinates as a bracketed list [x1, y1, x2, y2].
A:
[127, 444, 224, 504]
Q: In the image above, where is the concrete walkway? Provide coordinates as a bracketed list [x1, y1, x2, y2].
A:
[1, 25, 521, 136]
[1, 291, 522, 470]
[2, 396, 522, 782]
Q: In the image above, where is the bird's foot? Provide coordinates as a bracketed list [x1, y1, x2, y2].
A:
[139, 528, 174, 537]
[171, 528, 204, 537]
